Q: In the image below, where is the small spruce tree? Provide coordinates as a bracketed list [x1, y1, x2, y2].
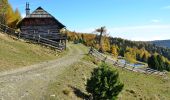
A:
[86, 63, 124, 100]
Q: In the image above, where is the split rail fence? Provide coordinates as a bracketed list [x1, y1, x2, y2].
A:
[0, 23, 65, 51]
[89, 47, 166, 76]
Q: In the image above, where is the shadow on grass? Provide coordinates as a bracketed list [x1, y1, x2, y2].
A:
[69, 85, 90, 99]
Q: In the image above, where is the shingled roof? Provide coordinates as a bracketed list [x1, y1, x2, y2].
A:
[25, 7, 53, 18]
[17, 7, 65, 28]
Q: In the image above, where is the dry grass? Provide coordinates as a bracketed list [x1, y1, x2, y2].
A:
[117, 68, 170, 100]
[44, 61, 96, 100]
[83, 55, 170, 100]
[0, 33, 65, 71]
[45, 53, 170, 100]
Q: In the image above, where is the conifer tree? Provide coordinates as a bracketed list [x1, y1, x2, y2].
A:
[86, 63, 124, 100]
[148, 54, 170, 71]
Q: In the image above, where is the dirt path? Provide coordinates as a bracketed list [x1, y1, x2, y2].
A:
[0, 43, 86, 100]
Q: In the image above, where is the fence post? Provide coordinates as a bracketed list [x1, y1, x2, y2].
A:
[18, 32, 21, 39]
[38, 35, 40, 43]
[88, 46, 93, 55]
[65, 39, 66, 50]
[4, 27, 7, 33]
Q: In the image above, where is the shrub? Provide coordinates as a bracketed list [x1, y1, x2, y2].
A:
[86, 63, 124, 100]
[63, 88, 71, 96]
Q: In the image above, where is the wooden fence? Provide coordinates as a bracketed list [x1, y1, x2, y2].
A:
[89, 47, 166, 76]
[0, 23, 65, 51]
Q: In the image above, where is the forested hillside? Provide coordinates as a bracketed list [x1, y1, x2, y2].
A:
[65, 29, 170, 71]
[151, 40, 170, 48]
[109, 37, 170, 60]
[0, 0, 21, 28]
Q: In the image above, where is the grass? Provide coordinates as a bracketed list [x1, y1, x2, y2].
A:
[44, 61, 96, 100]
[0, 33, 66, 71]
[45, 53, 170, 100]
[43, 43, 92, 100]
[3, 31, 169, 99]
[116, 67, 170, 100]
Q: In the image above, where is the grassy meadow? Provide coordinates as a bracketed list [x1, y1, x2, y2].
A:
[117, 67, 170, 100]
[45, 54, 170, 100]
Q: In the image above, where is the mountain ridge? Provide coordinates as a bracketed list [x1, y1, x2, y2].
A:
[151, 39, 170, 48]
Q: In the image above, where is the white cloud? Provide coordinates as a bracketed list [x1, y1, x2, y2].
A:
[151, 19, 160, 23]
[161, 6, 170, 10]
[108, 25, 170, 41]
[72, 25, 170, 41]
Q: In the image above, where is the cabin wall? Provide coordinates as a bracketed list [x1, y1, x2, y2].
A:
[18, 18, 66, 42]
[21, 25, 60, 35]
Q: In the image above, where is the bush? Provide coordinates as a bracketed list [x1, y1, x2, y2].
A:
[63, 88, 71, 96]
[86, 63, 124, 100]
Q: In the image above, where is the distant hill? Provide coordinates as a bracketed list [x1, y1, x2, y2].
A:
[109, 37, 170, 60]
[151, 40, 170, 48]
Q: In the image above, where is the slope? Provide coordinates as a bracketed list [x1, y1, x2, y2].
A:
[0, 43, 87, 99]
[44, 54, 170, 100]
[0, 33, 63, 71]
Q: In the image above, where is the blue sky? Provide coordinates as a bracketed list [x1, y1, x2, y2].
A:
[9, 0, 170, 41]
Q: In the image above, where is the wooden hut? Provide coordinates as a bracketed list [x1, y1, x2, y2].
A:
[17, 3, 67, 43]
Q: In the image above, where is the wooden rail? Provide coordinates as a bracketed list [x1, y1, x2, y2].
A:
[89, 47, 166, 76]
[0, 23, 65, 51]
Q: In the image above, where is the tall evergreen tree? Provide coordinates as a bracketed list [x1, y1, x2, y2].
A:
[148, 54, 170, 71]
[156, 55, 164, 71]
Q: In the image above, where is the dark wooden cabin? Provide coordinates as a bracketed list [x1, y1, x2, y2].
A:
[17, 4, 67, 43]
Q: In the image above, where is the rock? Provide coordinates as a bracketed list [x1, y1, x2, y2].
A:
[50, 94, 55, 97]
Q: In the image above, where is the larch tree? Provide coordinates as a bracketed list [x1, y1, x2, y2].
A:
[0, 0, 8, 24]
[0, 0, 21, 28]
[111, 45, 118, 58]
[14, 8, 21, 21]
[96, 26, 107, 52]
[6, 4, 13, 23]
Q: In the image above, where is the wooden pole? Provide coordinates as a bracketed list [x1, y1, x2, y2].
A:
[38, 35, 40, 43]
[99, 27, 103, 48]
[4, 27, 7, 33]
[18, 32, 21, 39]
[98, 26, 105, 52]
[65, 39, 66, 50]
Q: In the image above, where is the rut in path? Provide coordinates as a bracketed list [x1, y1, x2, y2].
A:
[0, 43, 86, 100]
